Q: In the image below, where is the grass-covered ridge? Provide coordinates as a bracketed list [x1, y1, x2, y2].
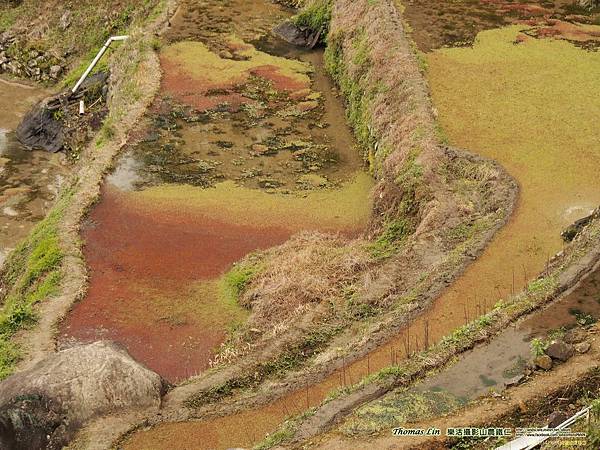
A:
[0, 189, 72, 380]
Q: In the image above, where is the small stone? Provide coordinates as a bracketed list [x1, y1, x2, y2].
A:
[534, 355, 553, 370]
[59, 11, 72, 30]
[574, 341, 590, 354]
[250, 143, 276, 156]
[504, 374, 524, 388]
[2, 206, 19, 217]
[547, 411, 567, 428]
[564, 328, 587, 344]
[546, 341, 574, 362]
[297, 173, 328, 188]
[218, 50, 233, 59]
[297, 100, 319, 112]
[49, 65, 62, 79]
[289, 88, 311, 100]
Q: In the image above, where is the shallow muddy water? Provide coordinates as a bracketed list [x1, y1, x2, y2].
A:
[419, 268, 600, 400]
[344, 262, 600, 433]
[0, 78, 66, 265]
[59, 0, 371, 383]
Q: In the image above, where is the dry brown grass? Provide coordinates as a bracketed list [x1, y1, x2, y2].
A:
[240, 232, 372, 328]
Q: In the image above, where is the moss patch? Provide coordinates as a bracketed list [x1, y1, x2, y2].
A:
[161, 38, 312, 90]
[341, 389, 464, 436]
[220, 259, 263, 305]
[294, 0, 333, 40]
[126, 173, 373, 232]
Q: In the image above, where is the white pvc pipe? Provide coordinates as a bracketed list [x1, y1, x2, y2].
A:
[71, 35, 129, 94]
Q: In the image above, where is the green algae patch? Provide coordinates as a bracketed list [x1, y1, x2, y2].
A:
[126, 172, 373, 232]
[427, 26, 600, 289]
[125, 280, 249, 332]
[341, 389, 464, 436]
[161, 38, 312, 91]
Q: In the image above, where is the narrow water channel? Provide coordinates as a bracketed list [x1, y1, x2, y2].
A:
[0, 78, 66, 266]
[122, 1, 600, 449]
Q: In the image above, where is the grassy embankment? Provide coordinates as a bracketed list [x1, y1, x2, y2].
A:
[0, 0, 169, 380]
[180, 0, 512, 416]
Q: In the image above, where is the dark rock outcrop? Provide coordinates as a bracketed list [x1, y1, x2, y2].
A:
[547, 411, 568, 428]
[562, 212, 595, 242]
[273, 21, 322, 48]
[0, 341, 167, 450]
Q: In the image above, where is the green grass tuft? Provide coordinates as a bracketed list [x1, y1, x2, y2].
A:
[294, 0, 333, 38]
[0, 190, 72, 380]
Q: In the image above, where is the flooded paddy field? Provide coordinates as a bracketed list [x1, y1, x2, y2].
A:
[122, 1, 600, 449]
[402, 0, 600, 52]
[0, 78, 66, 266]
[58, 0, 372, 383]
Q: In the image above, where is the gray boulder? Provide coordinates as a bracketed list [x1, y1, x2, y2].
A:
[0, 341, 167, 450]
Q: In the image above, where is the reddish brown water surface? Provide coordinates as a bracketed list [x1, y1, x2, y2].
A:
[59, 185, 295, 381]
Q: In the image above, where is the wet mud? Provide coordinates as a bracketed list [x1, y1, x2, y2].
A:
[402, 0, 600, 52]
[0, 78, 66, 265]
[59, 0, 371, 383]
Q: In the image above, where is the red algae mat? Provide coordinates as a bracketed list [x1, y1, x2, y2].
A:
[59, 186, 294, 381]
[60, 176, 371, 382]
[160, 39, 311, 111]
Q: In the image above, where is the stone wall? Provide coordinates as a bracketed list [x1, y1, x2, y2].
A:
[0, 31, 65, 82]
